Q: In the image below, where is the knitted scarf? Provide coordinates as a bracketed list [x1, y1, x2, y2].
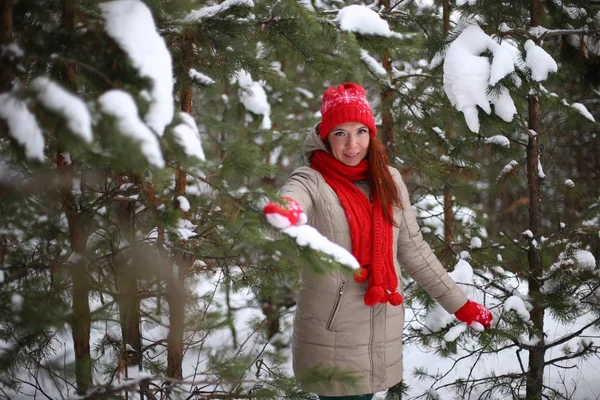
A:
[310, 150, 402, 306]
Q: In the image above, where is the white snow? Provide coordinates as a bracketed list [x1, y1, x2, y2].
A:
[498, 22, 511, 32]
[484, 135, 510, 147]
[571, 102, 596, 122]
[564, 179, 575, 188]
[183, 0, 254, 22]
[529, 26, 549, 38]
[498, 160, 518, 180]
[1, 42, 24, 58]
[504, 295, 530, 320]
[177, 196, 190, 212]
[172, 112, 206, 161]
[11, 293, 23, 312]
[266, 213, 292, 229]
[295, 87, 314, 99]
[489, 86, 517, 122]
[189, 68, 215, 85]
[469, 237, 482, 249]
[100, 0, 174, 136]
[30, 77, 93, 143]
[415, 195, 480, 238]
[281, 225, 359, 271]
[574, 250, 596, 269]
[336, 5, 402, 38]
[456, 0, 478, 5]
[443, 25, 517, 133]
[235, 70, 271, 130]
[522, 229, 533, 238]
[443, 323, 468, 342]
[176, 218, 197, 240]
[524, 40, 558, 82]
[360, 49, 388, 77]
[0, 93, 45, 160]
[98, 90, 165, 168]
[432, 127, 445, 140]
[538, 154, 546, 179]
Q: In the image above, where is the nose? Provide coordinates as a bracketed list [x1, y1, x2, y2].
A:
[346, 133, 358, 148]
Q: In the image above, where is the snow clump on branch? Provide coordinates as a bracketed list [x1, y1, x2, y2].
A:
[336, 5, 403, 38]
[0, 93, 45, 160]
[443, 25, 517, 133]
[99, 0, 174, 136]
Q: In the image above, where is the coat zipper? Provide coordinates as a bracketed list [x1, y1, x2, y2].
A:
[326, 280, 346, 331]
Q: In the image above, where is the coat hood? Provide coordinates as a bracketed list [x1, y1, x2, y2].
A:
[302, 123, 329, 165]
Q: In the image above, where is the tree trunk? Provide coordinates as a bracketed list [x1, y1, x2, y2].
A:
[0, 0, 14, 92]
[441, 0, 455, 260]
[57, 1, 92, 394]
[379, 0, 395, 154]
[61, 0, 76, 30]
[380, 50, 395, 153]
[115, 175, 143, 370]
[525, 1, 546, 399]
[166, 80, 193, 380]
[525, 93, 546, 400]
[58, 152, 92, 395]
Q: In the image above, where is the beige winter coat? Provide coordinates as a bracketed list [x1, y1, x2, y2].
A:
[279, 126, 468, 397]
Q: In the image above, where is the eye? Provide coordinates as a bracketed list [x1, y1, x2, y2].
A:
[357, 128, 368, 135]
[333, 131, 346, 137]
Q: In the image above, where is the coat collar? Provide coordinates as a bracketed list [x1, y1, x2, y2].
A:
[302, 123, 330, 165]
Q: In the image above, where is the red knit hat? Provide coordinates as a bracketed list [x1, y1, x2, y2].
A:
[319, 82, 377, 140]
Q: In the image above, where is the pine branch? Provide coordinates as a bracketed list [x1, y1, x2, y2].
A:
[544, 316, 600, 350]
[544, 342, 596, 367]
[0, 263, 50, 287]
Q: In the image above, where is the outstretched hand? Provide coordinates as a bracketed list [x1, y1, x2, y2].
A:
[454, 300, 493, 331]
[263, 197, 307, 229]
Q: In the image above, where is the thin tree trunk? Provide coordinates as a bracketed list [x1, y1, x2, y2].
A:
[58, 1, 92, 394]
[525, 80, 546, 400]
[115, 175, 143, 370]
[379, 0, 395, 154]
[442, 0, 455, 259]
[525, 2, 545, 399]
[0, 0, 14, 92]
[380, 50, 395, 152]
[61, 0, 76, 30]
[166, 78, 193, 379]
[58, 152, 92, 394]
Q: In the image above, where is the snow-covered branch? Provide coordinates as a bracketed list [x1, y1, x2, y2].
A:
[544, 317, 600, 350]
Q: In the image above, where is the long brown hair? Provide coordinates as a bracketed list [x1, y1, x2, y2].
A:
[368, 136, 402, 226]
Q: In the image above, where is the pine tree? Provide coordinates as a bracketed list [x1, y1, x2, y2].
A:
[397, 0, 600, 399]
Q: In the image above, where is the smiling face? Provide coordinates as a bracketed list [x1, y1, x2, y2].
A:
[326, 122, 370, 166]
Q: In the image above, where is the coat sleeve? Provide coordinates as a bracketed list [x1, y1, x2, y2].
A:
[392, 168, 468, 314]
[278, 166, 319, 221]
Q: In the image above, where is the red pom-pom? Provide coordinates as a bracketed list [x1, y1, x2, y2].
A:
[364, 286, 385, 306]
[388, 291, 403, 306]
[353, 267, 369, 283]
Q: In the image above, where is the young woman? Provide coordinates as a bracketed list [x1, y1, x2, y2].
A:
[264, 83, 492, 400]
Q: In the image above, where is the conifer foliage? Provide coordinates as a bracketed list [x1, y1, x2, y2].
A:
[0, 1, 599, 400]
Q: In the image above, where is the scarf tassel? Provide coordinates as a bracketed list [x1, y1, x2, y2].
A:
[353, 266, 369, 283]
[364, 286, 404, 306]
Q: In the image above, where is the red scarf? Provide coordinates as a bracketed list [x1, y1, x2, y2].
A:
[310, 150, 402, 307]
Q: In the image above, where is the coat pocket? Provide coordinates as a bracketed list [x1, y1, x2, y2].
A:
[326, 280, 346, 331]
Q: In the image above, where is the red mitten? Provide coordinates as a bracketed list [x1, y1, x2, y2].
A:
[263, 197, 307, 229]
[454, 300, 493, 329]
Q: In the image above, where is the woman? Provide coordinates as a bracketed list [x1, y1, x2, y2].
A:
[264, 83, 492, 400]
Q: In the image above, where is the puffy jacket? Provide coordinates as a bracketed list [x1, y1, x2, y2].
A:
[279, 126, 467, 396]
